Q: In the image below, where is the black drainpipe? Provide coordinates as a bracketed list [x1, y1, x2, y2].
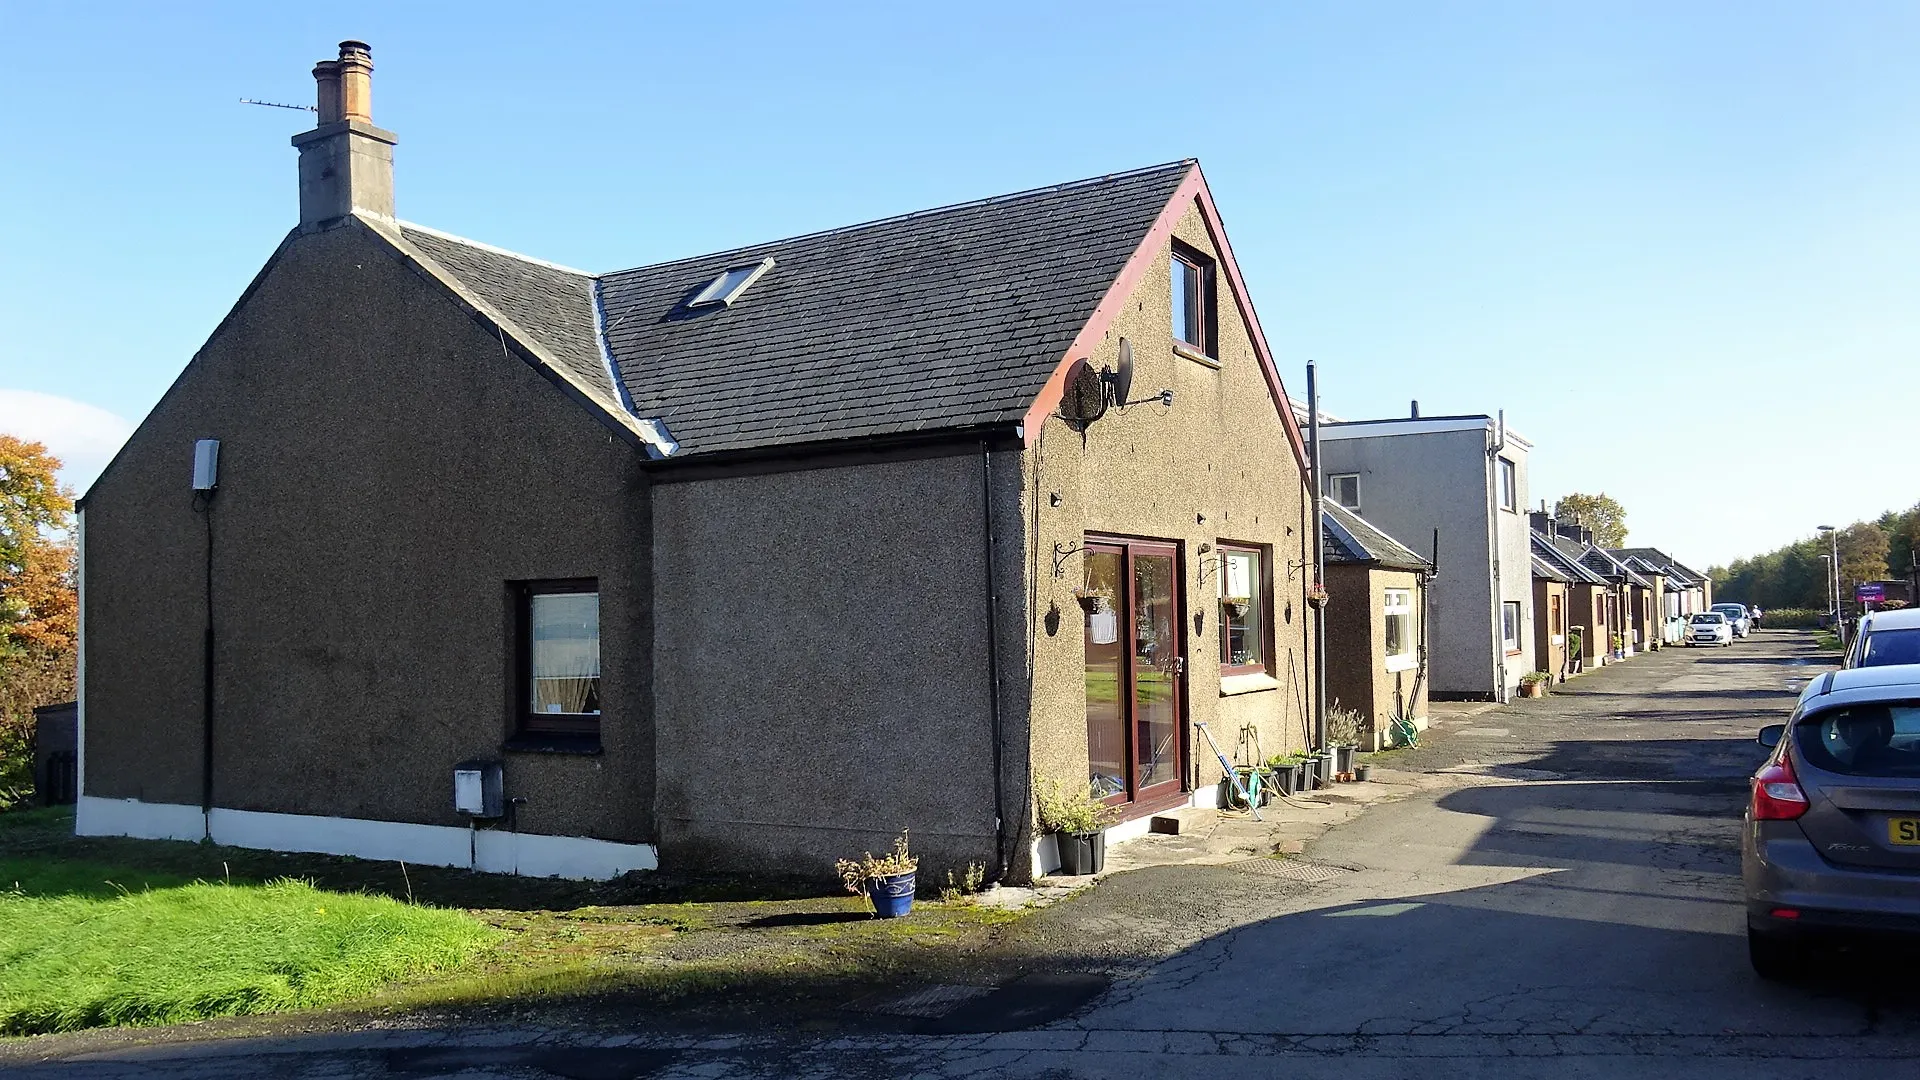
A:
[980, 440, 1009, 880]
[193, 492, 217, 837]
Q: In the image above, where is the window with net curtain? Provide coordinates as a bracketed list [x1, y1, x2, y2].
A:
[520, 581, 601, 735]
[1219, 544, 1268, 674]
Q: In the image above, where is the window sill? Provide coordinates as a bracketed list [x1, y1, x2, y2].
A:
[1384, 655, 1418, 673]
[1219, 672, 1279, 696]
[503, 733, 603, 756]
[1504, 648, 1525, 657]
[1173, 342, 1220, 369]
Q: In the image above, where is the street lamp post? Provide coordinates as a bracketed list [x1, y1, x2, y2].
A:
[1818, 525, 1840, 634]
[1819, 554, 1834, 624]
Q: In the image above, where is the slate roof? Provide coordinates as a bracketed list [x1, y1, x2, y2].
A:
[1322, 503, 1432, 572]
[395, 162, 1197, 457]
[1533, 532, 1610, 586]
[1531, 552, 1573, 584]
[1612, 547, 1707, 586]
[1578, 544, 1651, 588]
[397, 224, 617, 411]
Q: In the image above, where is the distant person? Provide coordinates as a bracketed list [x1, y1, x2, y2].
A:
[1751, 606, 1764, 629]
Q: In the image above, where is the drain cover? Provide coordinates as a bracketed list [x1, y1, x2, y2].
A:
[847, 983, 992, 1018]
[1227, 857, 1352, 883]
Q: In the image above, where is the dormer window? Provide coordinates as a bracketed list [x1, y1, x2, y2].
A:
[1170, 242, 1215, 358]
[687, 258, 774, 308]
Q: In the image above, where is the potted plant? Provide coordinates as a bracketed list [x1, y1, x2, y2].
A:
[1223, 595, 1253, 617]
[837, 831, 919, 918]
[1072, 585, 1112, 615]
[1567, 627, 1584, 673]
[1307, 582, 1330, 609]
[1518, 671, 1551, 698]
[1037, 779, 1120, 876]
[1327, 704, 1364, 776]
[1265, 754, 1298, 797]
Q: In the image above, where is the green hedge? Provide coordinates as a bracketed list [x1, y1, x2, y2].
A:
[1758, 608, 1824, 629]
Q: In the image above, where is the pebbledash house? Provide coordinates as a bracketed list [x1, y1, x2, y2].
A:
[76, 42, 1320, 882]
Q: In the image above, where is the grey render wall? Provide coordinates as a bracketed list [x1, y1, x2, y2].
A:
[1492, 441, 1534, 695]
[82, 220, 656, 843]
[650, 452, 1002, 881]
[1317, 427, 1498, 698]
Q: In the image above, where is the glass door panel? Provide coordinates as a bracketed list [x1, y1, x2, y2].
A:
[1131, 550, 1182, 799]
[1083, 546, 1127, 800]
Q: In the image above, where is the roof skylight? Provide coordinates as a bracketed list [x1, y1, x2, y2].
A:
[687, 258, 774, 308]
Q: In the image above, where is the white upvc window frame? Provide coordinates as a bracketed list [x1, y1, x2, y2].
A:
[1384, 587, 1417, 672]
[1328, 473, 1361, 511]
[1497, 457, 1518, 513]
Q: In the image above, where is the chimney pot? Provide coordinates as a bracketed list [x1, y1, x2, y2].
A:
[1410, 400, 1420, 418]
[312, 60, 343, 125]
[336, 40, 374, 123]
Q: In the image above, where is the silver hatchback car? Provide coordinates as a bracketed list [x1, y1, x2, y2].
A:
[1744, 666, 1920, 978]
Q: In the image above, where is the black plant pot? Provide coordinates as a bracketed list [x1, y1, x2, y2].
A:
[1335, 744, 1356, 774]
[1273, 764, 1297, 797]
[1056, 830, 1105, 876]
[1354, 764, 1372, 782]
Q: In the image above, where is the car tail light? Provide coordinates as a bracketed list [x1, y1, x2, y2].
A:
[1752, 754, 1809, 821]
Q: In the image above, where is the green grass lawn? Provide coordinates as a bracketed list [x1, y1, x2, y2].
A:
[0, 808, 1029, 1038]
[0, 853, 496, 1036]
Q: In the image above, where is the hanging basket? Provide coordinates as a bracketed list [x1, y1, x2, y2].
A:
[1306, 584, 1330, 609]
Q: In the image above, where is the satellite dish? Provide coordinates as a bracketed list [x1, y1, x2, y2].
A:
[1105, 338, 1135, 408]
[1058, 359, 1109, 426]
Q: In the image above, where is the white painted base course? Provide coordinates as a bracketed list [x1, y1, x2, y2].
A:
[1029, 781, 1224, 878]
[75, 796, 658, 881]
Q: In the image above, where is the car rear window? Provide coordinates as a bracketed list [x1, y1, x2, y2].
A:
[1859, 628, 1920, 668]
[1795, 702, 1920, 777]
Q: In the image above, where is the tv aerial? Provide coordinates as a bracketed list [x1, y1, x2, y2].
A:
[1055, 337, 1175, 429]
[240, 98, 317, 113]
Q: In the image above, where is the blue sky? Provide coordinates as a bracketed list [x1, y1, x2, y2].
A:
[1, 1, 1914, 568]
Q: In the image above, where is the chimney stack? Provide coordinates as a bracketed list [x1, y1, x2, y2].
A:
[292, 40, 395, 228]
[1529, 509, 1555, 536]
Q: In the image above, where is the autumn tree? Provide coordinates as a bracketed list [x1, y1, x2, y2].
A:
[0, 436, 76, 806]
[1837, 521, 1891, 593]
[1553, 492, 1628, 549]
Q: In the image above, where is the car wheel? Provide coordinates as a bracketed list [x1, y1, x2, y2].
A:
[1748, 928, 1808, 981]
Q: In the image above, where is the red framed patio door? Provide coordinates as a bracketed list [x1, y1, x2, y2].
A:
[1083, 538, 1187, 810]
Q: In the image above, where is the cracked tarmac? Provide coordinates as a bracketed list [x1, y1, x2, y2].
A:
[10, 631, 1920, 1078]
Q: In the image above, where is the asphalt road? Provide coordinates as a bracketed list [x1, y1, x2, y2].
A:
[16, 630, 1920, 1078]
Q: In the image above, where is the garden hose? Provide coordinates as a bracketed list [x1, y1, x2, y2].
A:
[1389, 710, 1420, 748]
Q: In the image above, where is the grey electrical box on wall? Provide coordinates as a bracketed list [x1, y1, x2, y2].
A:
[192, 439, 220, 491]
[452, 760, 504, 818]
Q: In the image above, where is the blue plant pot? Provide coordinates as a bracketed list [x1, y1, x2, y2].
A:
[866, 871, 916, 918]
